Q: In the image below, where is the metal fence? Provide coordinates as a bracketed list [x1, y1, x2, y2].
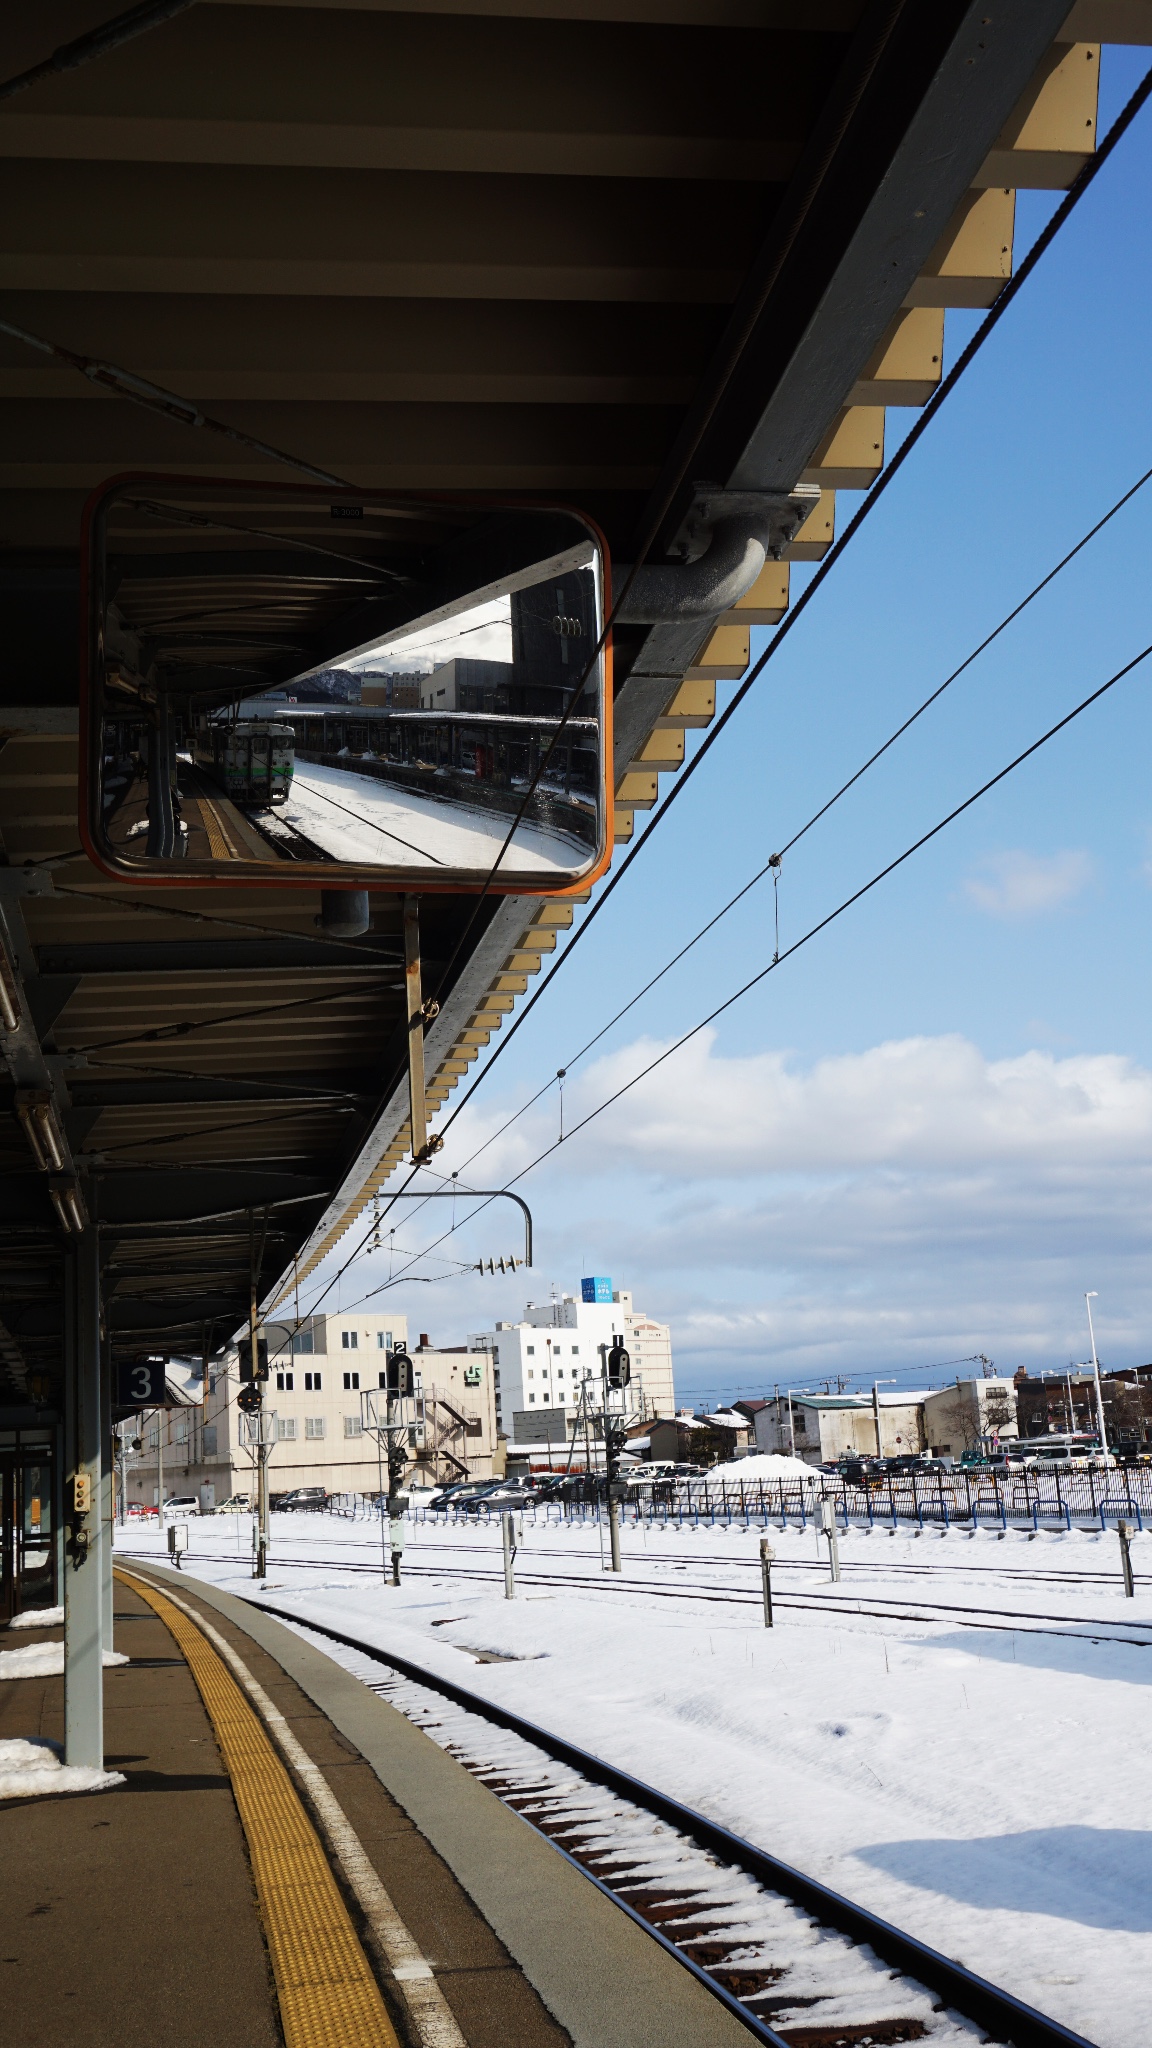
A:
[408, 1464, 1152, 1534]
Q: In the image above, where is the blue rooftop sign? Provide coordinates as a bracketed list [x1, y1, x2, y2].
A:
[581, 1276, 613, 1303]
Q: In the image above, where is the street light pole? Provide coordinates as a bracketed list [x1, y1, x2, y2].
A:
[1085, 1292, 1110, 1465]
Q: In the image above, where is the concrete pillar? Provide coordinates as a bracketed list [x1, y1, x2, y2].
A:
[64, 1229, 104, 1769]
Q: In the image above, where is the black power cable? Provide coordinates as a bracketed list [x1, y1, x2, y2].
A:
[435, 449, 1152, 1172]
[0, 0, 197, 103]
[446, 637, 1152, 1204]
[298, 629, 1152, 1313]
[429, 55, 1152, 1134]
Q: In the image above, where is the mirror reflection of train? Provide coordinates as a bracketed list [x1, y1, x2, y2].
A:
[191, 717, 295, 808]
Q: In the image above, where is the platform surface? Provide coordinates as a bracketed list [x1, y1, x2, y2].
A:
[2, 1565, 755, 2048]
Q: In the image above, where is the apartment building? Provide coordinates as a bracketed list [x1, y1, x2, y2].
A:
[470, 1277, 675, 1444]
[121, 1310, 502, 1506]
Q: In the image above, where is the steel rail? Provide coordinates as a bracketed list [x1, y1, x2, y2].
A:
[220, 1552, 1152, 1648]
[245, 1593, 1098, 2048]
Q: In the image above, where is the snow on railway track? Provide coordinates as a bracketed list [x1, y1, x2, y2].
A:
[251, 1599, 1095, 2048]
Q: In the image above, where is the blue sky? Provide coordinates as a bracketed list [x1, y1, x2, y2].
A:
[309, 45, 1152, 1407]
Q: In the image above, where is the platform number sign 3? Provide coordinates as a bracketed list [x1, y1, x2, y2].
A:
[117, 1358, 166, 1406]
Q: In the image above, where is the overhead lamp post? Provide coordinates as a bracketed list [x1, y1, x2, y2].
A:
[1085, 1292, 1110, 1465]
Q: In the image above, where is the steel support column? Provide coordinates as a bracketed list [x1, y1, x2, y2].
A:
[64, 1227, 104, 1768]
[100, 1322, 114, 1649]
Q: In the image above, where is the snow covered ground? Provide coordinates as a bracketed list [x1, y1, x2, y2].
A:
[114, 1512, 1152, 2047]
[272, 759, 589, 873]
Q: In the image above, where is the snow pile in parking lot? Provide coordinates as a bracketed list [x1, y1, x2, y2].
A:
[706, 1452, 818, 1482]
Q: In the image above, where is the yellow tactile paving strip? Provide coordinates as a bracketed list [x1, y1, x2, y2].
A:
[117, 1570, 400, 2048]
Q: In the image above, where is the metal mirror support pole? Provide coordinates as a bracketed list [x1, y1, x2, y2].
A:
[146, 694, 176, 858]
[404, 895, 428, 1163]
[65, 1228, 104, 1769]
[503, 1511, 516, 1599]
[250, 1224, 268, 1578]
[100, 1314, 114, 1649]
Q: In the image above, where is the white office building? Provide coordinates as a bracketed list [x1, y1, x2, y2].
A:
[469, 1278, 675, 1443]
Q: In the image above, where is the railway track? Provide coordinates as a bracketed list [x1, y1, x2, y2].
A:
[242, 808, 336, 862]
[178, 1544, 1152, 1649]
[246, 1595, 1096, 2048]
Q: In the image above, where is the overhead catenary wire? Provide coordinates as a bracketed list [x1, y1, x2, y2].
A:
[423, 4, 919, 1007]
[416, 639, 1152, 1236]
[427, 56, 1152, 1132]
[434, 449, 1152, 1179]
[300, 633, 1152, 1309]
[0, 0, 197, 103]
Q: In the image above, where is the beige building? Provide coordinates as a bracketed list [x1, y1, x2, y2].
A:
[748, 1378, 1019, 1468]
[922, 1378, 1018, 1455]
[123, 1311, 498, 1508]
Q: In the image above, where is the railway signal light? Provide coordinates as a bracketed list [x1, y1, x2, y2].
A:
[381, 1342, 414, 1398]
[606, 1340, 630, 1389]
[240, 1336, 268, 1383]
[237, 1382, 262, 1414]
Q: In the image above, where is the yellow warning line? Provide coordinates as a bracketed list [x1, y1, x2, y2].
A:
[117, 1569, 400, 2048]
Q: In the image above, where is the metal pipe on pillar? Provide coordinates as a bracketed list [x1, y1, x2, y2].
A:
[64, 1227, 104, 1770]
[403, 895, 429, 1163]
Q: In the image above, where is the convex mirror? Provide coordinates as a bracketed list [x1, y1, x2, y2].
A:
[82, 477, 612, 893]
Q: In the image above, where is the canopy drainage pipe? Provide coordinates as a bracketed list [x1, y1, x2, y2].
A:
[318, 889, 370, 938]
[613, 487, 819, 624]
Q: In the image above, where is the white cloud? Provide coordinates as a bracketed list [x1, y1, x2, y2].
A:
[505, 1028, 1152, 1179]
[431, 1030, 1152, 1388]
[962, 847, 1093, 918]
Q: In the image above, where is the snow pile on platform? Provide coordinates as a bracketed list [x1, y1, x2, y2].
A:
[0, 1737, 124, 1800]
[707, 1452, 818, 1482]
[8, 1605, 64, 1629]
[0, 1642, 129, 1680]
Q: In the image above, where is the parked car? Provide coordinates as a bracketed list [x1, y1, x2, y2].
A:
[212, 1494, 252, 1513]
[277, 1487, 329, 1512]
[163, 1495, 200, 1518]
[428, 1479, 501, 1512]
[463, 1482, 539, 1513]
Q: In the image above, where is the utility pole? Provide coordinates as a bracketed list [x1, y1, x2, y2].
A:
[157, 1402, 164, 1533]
[872, 1379, 896, 1458]
[1085, 1293, 1110, 1464]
